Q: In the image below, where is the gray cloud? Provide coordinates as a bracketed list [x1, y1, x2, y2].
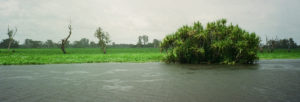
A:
[0, 0, 299, 44]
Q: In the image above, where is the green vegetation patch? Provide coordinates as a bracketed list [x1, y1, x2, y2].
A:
[0, 48, 300, 65]
[258, 49, 300, 59]
[0, 48, 163, 65]
[160, 19, 260, 64]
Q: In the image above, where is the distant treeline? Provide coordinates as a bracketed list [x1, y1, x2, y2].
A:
[0, 37, 161, 48]
[260, 37, 298, 53]
[0, 36, 298, 49]
[263, 38, 297, 49]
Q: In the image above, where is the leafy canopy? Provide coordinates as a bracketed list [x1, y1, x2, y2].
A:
[160, 19, 260, 64]
[95, 27, 110, 54]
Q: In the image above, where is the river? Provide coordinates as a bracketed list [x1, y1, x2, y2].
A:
[0, 59, 300, 102]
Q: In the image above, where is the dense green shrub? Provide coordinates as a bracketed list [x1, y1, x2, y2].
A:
[160, 19, 260, 64]
[0, 39, 19, 48]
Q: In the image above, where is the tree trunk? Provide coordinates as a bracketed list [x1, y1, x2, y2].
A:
[103, 46, 106, 54]
[271, 45, 274, 53]
[7, 39, 12, 52]
[60, 24, 72, 54]
[61, 39, 67, 54]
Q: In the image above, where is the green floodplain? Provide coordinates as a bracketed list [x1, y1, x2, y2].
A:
[0, 48, 300, 65]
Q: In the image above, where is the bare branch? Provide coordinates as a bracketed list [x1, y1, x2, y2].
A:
[13, 27, 17, 37]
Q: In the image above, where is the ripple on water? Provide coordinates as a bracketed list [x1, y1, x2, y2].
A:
[135, 79, 164, 82]
[260, 64, 300, 71]
[101, 79, 133, 91]
[49, 71, 63, 74]
[102, 79, 123, 83]
[6, 76, 35, 80]
[64, 71, 89, 75]
[103, 69, 129, 74]
[102, 85, 133, 91]
[142, 72, 161, 77]
[52, 77, 72, 81]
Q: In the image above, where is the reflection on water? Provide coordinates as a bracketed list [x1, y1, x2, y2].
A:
[0, 60, 300, 102]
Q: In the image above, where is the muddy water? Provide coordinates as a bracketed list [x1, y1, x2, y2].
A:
[0, 59, 300, 102]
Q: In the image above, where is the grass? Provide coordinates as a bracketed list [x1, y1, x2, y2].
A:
[0, 48, 163, 65]
[0, 48, 300, 65]
[258, 49, 300, 59]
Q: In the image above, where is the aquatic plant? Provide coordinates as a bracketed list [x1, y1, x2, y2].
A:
[160, 19, 260, 64]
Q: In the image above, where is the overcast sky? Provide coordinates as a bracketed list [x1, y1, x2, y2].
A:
[0, 0, 299, 44]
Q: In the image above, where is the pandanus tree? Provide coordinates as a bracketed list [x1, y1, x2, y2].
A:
[7, 26, 17, 52]
[61, 22, 72, 54]
[160, 19, 260, 64]
[95, 27, 110, 54]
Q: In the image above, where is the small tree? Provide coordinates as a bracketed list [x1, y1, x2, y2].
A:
[136, 35, 148, 47]
[137, 36, 143, 47]
[61, 22, 72, 54]
[90, 41, 98, 48]
[23, 39, 43, 48]
[44, 40, 56, 48]
[142, 35, 148, 46]
[7, 25, 17, 52]
[95, 27, 110, 54]
[153, 39, 161, 48]
[73, 38, 89, 48]
[289, 38, 297, 48]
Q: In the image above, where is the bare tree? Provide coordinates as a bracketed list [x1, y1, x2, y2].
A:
[142, 35, 148, 46]
[152, 39, 161, 48]
[7, 25, 17, 52]
[137, 36, 142, 47]
[61, 22, 72, 54]
[136, 35, 149, 47]
[95, 27, 110, 54]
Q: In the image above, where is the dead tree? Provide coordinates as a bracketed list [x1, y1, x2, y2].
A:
[288, 41, 291, 53]
[7, 25, 17, 52]
[61, 23, 72, 54]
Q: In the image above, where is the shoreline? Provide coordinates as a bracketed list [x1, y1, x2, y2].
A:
[1, 59, 300, 66]
[1, 48, 300, 65]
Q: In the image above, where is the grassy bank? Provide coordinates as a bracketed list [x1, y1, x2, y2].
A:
[258, 49, 300, 59]
[0, 48, 299, 65]
[0, 48, 163, 65]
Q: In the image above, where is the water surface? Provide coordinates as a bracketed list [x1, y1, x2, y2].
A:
[1, 59, 300, 102]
